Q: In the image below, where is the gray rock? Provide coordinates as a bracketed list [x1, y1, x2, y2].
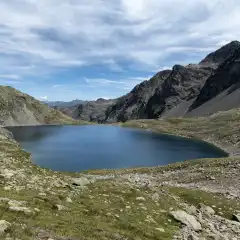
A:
[0, 220, 11, 235]
[53, 204, 67, 211]
[155, 227, 165, 232]
[136, 197, 146, 201]
[8, 200, 26, 207]
[187, 205, 198, 215]
[9, 206, 32, 215]
[232, 213, 240, 222]
[199, 203, 215, 215]
[72, 177, 91, 187]
[66, 197, 73, 203]
[152, 193, 160, 202]
[170, 210, 202, 231]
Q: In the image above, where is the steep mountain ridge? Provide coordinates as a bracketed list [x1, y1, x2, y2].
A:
[56, 41, 240, 122]
[200, 40, 240, 66]
[190, 46, 240, 111]
[142, 64, 213, 119]
[105, 41, 240, 121]
[0, 86, 79, 126]
[106, 70, 171, 122]
[72, 98, 116, 122]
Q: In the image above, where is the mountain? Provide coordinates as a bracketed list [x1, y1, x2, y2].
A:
[200, 40, 240, 66]
[106, 70, 171, 122]
[104, 41, 240, 122]
[57, 41, 240, 123]
[47, 99, 86, 108]
[0, 86, 79, 126]
[70, 98, 116, 123]
[188, 46, 240, 115]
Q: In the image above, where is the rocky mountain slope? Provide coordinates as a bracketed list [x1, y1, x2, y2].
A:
[106, 70, 171, 122]
[0, 86, 83, 126]
[188, 46, 240, 115]
[105, 41, 240, 122]
[59, 41, 240, 123]
[57, 98, 117, 122]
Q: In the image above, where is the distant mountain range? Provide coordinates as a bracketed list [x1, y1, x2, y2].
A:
[3, 40, 239, 125]
[46, 100, 86, 108]
[55, 40, 240, 123]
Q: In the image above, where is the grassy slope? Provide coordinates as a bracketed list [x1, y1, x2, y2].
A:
[1, 134, 240, 240]
[122, 108, 240, 155]
[0, 108, 240, 239]
[0, 86, 89, 125]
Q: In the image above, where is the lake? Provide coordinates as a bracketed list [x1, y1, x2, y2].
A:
[7, 125, 228, 172]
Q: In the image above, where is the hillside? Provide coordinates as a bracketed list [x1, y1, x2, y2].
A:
[58, 98, 117, 123]
[0, 108, 240, 239]
[58, 41, 240, 123]
[0, 86, 85, 126]
[106, 70, 171, 122]
[123, 108, 240, 155]
[105, 41, 240, 122]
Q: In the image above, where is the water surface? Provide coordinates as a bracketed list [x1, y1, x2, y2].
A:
[8, 125, 228, 172]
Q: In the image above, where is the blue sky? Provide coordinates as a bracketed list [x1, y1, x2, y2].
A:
[0, 0, 240, 101]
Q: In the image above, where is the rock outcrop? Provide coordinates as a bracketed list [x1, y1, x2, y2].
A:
[106, 70, 171, 122]
[189, 46, 240, 113]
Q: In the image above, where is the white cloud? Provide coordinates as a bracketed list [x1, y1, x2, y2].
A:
[0, 0, 240, 84]
[84, 78, 125, 85]
[0, 74, 21, 80]
[39, 96, 48, 101]
[84, 76, 151, 91]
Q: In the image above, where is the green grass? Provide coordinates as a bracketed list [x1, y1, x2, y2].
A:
[168, 187, 240, 219]
[1, 108, 240, 239]
[0, 181, 180, 239]
[122, 108, 240, 154]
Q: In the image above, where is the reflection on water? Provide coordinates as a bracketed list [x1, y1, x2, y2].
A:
[7, 125, 228, 172]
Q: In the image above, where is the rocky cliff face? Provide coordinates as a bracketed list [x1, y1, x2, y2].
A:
[143, 65, 213, 118]
[190, 47, 240, 111]
[104, 40, 240, 122]
[106, 70, 171, 122]
[0, 86, 76, 126]
[200, 40, 240, 66]
[58, 41, 240, 122]
[72, 98, 116, 123]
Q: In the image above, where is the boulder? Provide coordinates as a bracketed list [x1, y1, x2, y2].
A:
[0, 220, 11, 235]
[72, 177, 91, 187]
[152, 193, 160, 202]
[53, 204, 67, 211]
[136, 197, 146, 201]
[232, 214, 240, 222]
[9, 206, 32, 215]
[199, 203, 215, 215]
[170, 210, 202, 231]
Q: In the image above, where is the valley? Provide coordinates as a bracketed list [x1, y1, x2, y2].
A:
[0, 41, 240, 240]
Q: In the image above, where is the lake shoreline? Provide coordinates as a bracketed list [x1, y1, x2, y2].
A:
[1, 122, 240, 239]
[3, 119, 236, 158]
[5, 124, 228, 172]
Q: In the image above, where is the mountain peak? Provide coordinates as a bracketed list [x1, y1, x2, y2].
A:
[200, 40, 240, 65]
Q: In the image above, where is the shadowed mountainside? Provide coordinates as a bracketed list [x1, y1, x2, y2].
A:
[57, 41, 240, 123]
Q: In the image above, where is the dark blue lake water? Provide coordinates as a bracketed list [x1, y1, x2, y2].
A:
[7, 125, 228, 172]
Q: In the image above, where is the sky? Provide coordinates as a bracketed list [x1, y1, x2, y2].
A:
[0, 0, 240, 101]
